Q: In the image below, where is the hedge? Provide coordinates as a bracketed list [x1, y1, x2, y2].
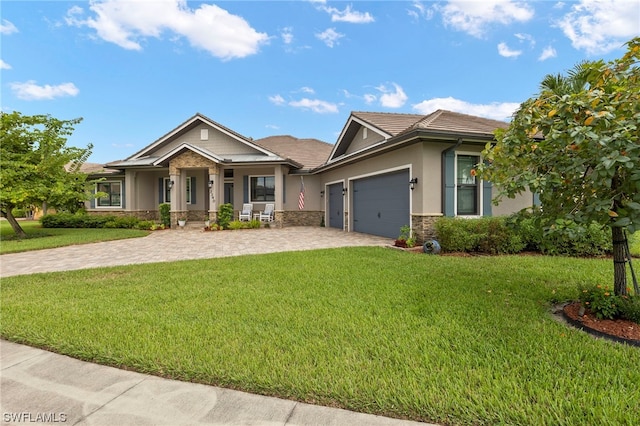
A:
[434, 215, 612, 257]
[41, 213, 157, 230]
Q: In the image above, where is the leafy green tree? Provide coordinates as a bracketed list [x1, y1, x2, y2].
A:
[478, 38, 640, 296]
[0, 112, 93, 238]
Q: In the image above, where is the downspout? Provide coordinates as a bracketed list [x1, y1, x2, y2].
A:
[441, 138, 463, 214]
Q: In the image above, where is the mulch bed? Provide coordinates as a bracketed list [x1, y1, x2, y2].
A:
[562, 302, 640, 346]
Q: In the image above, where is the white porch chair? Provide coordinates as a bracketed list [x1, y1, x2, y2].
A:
[239, 203, 253, 221]
[259, 203, 274, 222]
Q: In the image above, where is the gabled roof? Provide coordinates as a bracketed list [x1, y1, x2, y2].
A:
[351, 111, 425, 136]
[127, 112, 274, 160]
[153, 143, 225, 167]
[329, 111, 426, 161]
[253, 135, 333, 170]
[321, 109, 509, 171]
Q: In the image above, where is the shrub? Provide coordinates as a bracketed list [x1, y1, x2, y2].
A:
[434, 217, 525, 254]
[227, 220, 244, 230]
[509, 209, 611, 256]
[159, 203, 171, 228]
[137, 220, 156, 230]
[218, 203, 233, 230]
[249, 219, 261, 229]
[41, 213, 142, 229]
[618, 295, 640, 324]
[578, 284, 620, 320]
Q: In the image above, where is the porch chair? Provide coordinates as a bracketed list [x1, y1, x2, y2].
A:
[239, 203, 253, 221]
[259, 203, 274, 222]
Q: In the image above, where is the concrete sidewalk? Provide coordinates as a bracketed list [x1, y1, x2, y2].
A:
[1, 228, 434, 425]
[1, 340, 430, 425]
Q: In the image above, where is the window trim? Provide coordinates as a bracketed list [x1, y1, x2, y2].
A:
[249, 175, 275, 203]
[454, 152, 482, 217]
[96, 180, 123, 208]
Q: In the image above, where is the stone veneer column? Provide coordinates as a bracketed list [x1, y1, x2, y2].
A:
[411, 214, 442, 245]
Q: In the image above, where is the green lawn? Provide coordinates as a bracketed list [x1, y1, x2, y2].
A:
[0, 220, 149, 254]
[2, 247, 638, 425]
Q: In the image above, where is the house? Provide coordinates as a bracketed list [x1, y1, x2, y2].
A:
[87, 110, 533, 243]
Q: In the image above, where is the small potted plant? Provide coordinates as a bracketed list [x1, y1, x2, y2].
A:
[177, 215, 187, 228]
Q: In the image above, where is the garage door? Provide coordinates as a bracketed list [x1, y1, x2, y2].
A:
[352, 169, 410, 239]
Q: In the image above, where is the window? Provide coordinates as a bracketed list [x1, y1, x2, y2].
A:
[250, 176, 275, 202]
[186, 176, 193, 204]
[97, 181, 122, 207]
[456, 154, 480, 216]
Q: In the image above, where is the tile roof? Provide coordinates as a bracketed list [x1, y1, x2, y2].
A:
[351, 111, 425, 136]
[253, 135, 333, 170]
[351, 110, 509, 139]
[406, 110, 509, 136]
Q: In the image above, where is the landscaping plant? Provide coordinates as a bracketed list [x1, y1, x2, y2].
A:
[478, 37, 640, 296]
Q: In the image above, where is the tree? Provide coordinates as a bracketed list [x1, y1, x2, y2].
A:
[478, 37, 640, 296]
[0, 112, 93, 238]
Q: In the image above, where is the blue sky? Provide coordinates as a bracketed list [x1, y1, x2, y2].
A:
[2, 0, 639, 164]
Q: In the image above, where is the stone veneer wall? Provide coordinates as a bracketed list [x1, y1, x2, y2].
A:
[277, 211, 324, 228]
[170, 210, 209, 226]
[411, 214, 441, 245]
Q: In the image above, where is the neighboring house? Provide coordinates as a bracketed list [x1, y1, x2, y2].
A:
[87, 110, 533, 243]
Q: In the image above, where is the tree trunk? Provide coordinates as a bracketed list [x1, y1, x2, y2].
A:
[612, 226, 628, 296]
[2, 209, 27, 239]
[42, 201, 48, 216]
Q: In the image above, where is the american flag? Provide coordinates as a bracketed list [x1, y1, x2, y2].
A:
[298, 177, 305, 210]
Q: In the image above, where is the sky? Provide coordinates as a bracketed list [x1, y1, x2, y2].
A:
[1, 0, 639, 164]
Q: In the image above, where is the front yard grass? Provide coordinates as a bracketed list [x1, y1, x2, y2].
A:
[2, 247, 639, 425]
[0, 220, 149, 254]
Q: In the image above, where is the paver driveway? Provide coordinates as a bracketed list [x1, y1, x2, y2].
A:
[0, 227, 390, 277]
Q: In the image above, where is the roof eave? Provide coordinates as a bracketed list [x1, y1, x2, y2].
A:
[314, 128, 497, 173]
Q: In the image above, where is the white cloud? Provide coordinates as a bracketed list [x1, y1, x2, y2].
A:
[1, 59, 11, 70]
[269, 94, 286, 106]
[65, 0, 268, 60]
[265, 124, 280, 130]
[0, 19, 18, 35]
[316, 28, 344, 48]
[281, 27, 294, 45]
[556, 0, 640, 55]
[376, 83, 408, 108]
[10, 81, 80, 100]
[363, 94, 377, 104]
[412, 97, 519, 121]
[514, 32, 535, 47]
[439, 0, 534, 38]
[538, 45, 557, 61]
[497, 42, 522, 57]
[299, 87, 315, 94]
[289, 98, 339, 114]
[317, 4, 375, 23]
[408, 1, 435, 20]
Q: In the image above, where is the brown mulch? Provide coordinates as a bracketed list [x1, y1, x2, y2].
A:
[563, 302, 640, 342]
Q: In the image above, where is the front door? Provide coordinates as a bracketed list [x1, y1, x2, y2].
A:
[224, 183, 234, 205]
[328, 183, 344, 230]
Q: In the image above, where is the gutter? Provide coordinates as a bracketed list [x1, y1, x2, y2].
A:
[441, 138, 463, 214]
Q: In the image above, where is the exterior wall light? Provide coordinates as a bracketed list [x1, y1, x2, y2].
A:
[409, 177, 418, 190]
[168, 180, 174, 189]
[342, 187, 347, 196]
[208, 180, 214, 188]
